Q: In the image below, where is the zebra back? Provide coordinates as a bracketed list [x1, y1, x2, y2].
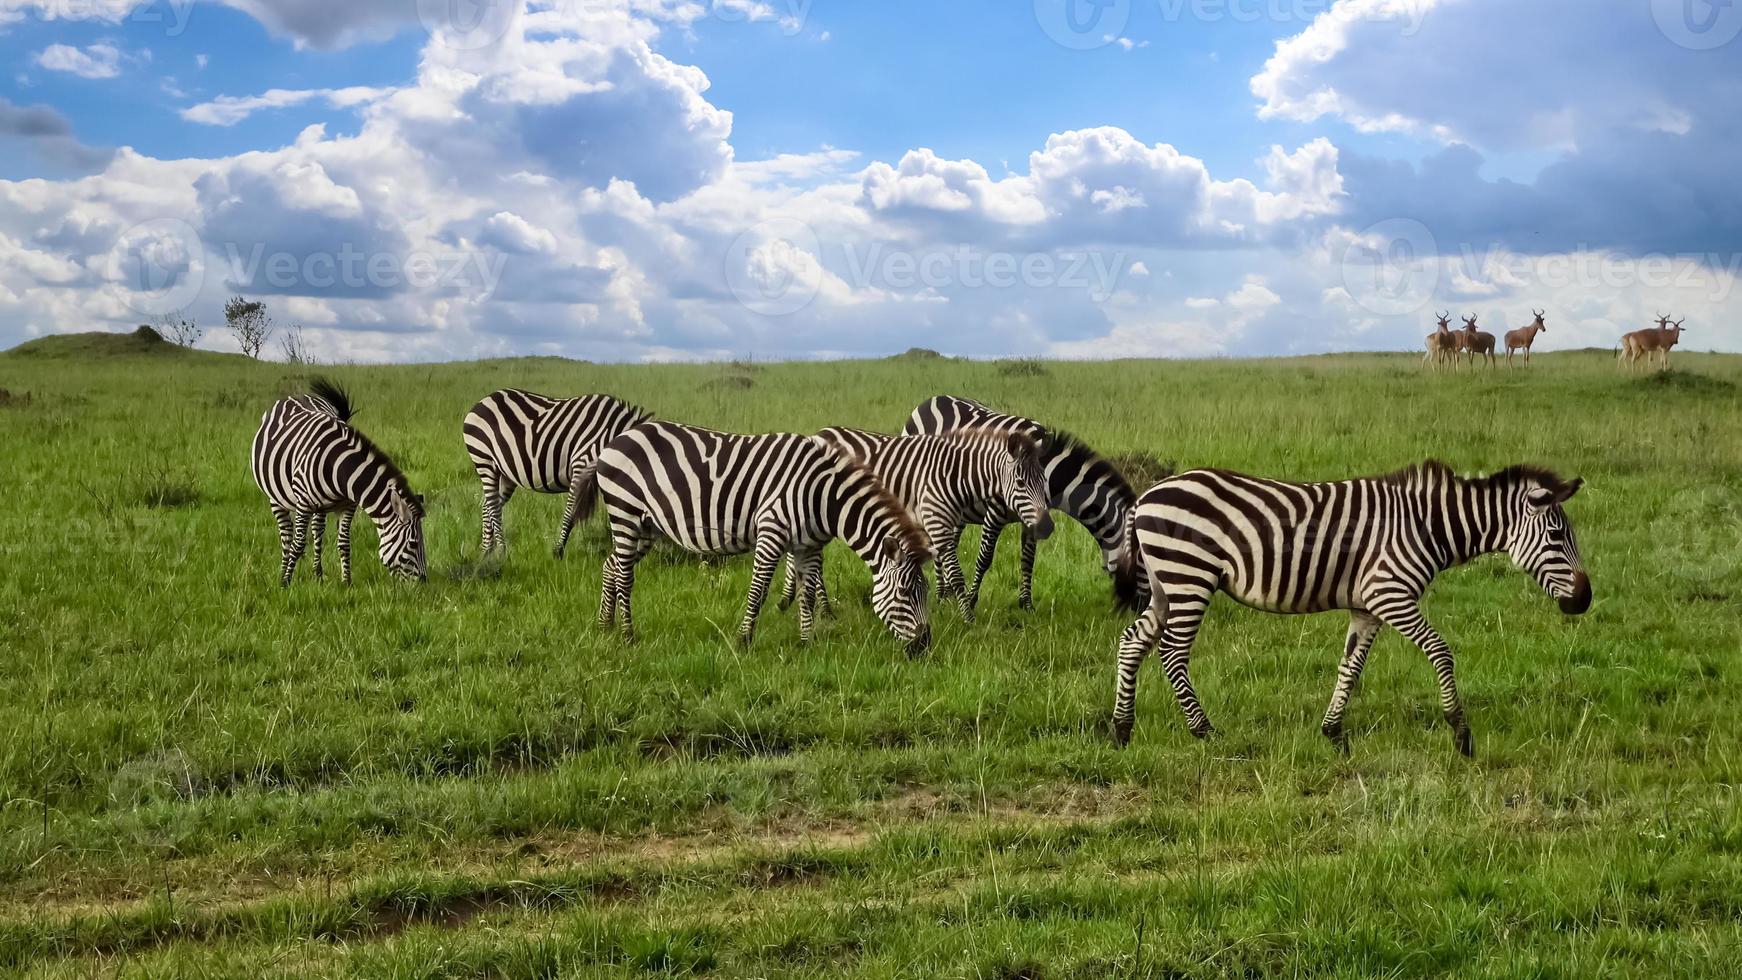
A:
[463, 388, 653, 493]
[813, 425, 896, 462]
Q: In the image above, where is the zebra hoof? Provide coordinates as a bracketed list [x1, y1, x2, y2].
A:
[1110, 718, 1133, 748]
[1322, 723, 1350, 755]
[1189, 723, 1217, 741]
[776, 596, 793, 612]
[551, 547, 565, 560]
[737, 630, 754, 647]
[1018, 597, 1034, 612]
[1454, 727, 1474, 758]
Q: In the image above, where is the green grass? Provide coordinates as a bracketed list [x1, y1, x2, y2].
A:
[2, 334, 1741, 977]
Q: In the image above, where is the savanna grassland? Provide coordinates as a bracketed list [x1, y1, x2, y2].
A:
[2, 333, 1740, 978]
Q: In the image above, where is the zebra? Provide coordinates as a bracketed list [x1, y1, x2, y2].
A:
[570, 421, 933, 652]
[461, 389, 652, 558]
[251, 378, 427, 586]
[903, 395, 1139, 610]
[800, 426, 1055, 623]
[1109, 460, 1590, 756]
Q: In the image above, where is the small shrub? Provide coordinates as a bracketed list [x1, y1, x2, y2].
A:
[0, 388, 30, 408]
[133, 464, 200, 509]
[889, 347, 946, 361]
[996, 358, 1050, 378]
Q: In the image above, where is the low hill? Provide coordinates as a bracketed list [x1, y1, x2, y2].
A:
[3, 325, 238, 360]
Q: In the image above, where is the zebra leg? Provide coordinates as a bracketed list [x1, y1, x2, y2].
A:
[286, 512, 312, 586]
[814, 560, 834, 618]
[777, 553, 800, 611]
[1368, 594, 1472, 756]
[1319, 609, 1382, 753]
[337, 509, 355, 585]
[272, 506, 297, 587]
[1110, 598, 1163, 747]
[478, 468, 503, 553]
[795, 548, 824, 643]
[1156, 593, 1214, 738]
[928, 518, 973, 622]
[1018, 528, 1038, 611]
[310, 512, 326, 580]
[966, 523, 1001, 613]
[737, 531, 785, 645]
[597, 555, 621, 629]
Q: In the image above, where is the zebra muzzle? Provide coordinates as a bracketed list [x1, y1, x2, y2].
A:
[1029, 513, 1055, 541]
[1558, 572, 1591, 615]
[905, 627, 932, 657]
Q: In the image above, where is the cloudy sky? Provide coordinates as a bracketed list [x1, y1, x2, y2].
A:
[1, 0, 1738, 361]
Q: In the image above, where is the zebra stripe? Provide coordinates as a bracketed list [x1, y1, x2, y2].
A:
[462, 389, 652, 557]
[251, 379, 426, 586]
[811, 427, 1054, 623]
[1110, 460, 1590, 756]
[571, 421, 933, 651]
[903, 395, 1138, 608]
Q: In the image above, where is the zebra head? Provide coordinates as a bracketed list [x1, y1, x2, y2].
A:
[869, 535, 931, 655]
[1001, 432, 1055, 541]
[1507, 478, 1589, 614]
[379, 488, 428, 581]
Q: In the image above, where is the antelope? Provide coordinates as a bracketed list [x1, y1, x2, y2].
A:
[1423, 311, 1458, 369]
[1504, 309, 1547, 365]
[1461, 315, 1496, 367]
[1620, 314, 1685, 371]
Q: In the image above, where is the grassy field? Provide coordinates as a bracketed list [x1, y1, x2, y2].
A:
[2, 333, 1740, 978]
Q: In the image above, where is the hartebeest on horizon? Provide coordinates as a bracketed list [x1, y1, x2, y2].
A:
[1505, 309, 1547, 365]
[1620, 313, 1686, 371]
[1424, 311, 1458, 369]
[1462, 314, 1497, 367]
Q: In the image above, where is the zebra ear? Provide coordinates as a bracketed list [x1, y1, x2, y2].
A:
[1552, 478, 1582, 503]
[1006, 432, 1033, 460]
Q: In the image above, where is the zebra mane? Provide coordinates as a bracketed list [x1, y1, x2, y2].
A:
[1048, 429, 1136, 504]
[833, 454, 929, 556]
[308, 377, 354, 421]
[1388, 459, 1570, 495]
[307, 379, 414, 500]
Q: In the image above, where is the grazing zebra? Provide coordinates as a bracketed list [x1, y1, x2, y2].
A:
[462, 389, 652, 558]
[804, 427, 1055, 622]
[251, 379, 427, 586]
[1110, 461, 1590, 756]
[903, 395, 1138, 609]
[571, 421, 932, 652]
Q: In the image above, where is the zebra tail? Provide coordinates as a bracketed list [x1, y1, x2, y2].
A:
[1111, 507, 1143, 612]
[570, 464, 601, 523]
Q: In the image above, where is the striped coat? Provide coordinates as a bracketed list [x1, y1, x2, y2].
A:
[1110, 460, 1590, 755]
[462, 389, 652, 558]
[573, 421, 932, 651]
[810, 427, 1053, 622]
[904, 395, 1138, 609]
[251, 379, 426, 585]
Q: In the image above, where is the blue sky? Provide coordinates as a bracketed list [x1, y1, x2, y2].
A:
[1, 0, 1738, 361]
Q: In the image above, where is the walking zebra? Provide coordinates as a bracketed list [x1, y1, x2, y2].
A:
[571, 421, 932, 652]
[251, 379, 427, 585]
[904, 395, 1138, 609]
[461, 389, 652, 558]
[1110, 461, 1590, 756]
[802, 427, 1055, 622]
